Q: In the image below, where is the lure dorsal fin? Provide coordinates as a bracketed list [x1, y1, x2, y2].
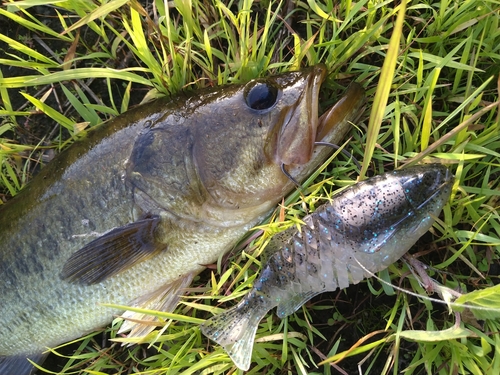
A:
[61, 215, 163, 284]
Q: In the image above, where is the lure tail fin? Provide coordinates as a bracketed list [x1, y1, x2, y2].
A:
[200, 299, 268, 371]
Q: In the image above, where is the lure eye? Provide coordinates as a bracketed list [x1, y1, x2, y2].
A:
[244, 82, 279, 110]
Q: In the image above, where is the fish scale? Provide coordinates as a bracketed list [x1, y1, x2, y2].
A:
[0, 66, 365, 375]
[201, 164, 454, 371]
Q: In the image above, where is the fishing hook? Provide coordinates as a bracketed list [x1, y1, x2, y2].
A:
[280, 142, 361, 188]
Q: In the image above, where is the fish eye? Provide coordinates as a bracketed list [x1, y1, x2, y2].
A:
[244, 82, 279, 110]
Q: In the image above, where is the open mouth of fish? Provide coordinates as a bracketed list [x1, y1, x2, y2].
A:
[279, 65, 365, 183]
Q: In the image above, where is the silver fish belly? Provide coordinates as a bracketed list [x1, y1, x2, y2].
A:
[200, 164, 454, 370]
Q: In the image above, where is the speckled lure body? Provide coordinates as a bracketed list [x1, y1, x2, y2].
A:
[201, 164, 453, 370]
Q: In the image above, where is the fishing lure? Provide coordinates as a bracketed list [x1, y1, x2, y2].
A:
[201, 164, 453, 370]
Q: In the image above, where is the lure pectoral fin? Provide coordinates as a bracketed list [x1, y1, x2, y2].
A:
[61, 215, 164, 284]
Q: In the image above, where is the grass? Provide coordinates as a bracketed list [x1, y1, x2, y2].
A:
[1, 0, 499, 374]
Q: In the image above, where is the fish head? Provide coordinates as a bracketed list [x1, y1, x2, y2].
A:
[190, 65, 364, 216]
[126, 66, 365, 225]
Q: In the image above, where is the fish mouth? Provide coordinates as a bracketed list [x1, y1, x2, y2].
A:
[275, 65, 326, 166]
[282, 76, 366, 183]
[275, 66, 365, 169]
[315, 82, 365, 143]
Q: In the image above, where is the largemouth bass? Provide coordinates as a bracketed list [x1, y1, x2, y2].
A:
[201, 164, 453, 371]
[0, 66, 364, 375]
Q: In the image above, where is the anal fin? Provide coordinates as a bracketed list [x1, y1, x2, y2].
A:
[117, 273, 195, 340]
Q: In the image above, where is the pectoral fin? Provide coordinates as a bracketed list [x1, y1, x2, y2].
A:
[61, 215, 163, 284]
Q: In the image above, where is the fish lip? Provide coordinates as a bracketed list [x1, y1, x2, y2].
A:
[315, 82, 365, 142]
[274, 65, 327, 166]
[283, 80, 366, 183]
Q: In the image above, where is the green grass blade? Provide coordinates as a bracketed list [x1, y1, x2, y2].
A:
[359, 0, 407, 180]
